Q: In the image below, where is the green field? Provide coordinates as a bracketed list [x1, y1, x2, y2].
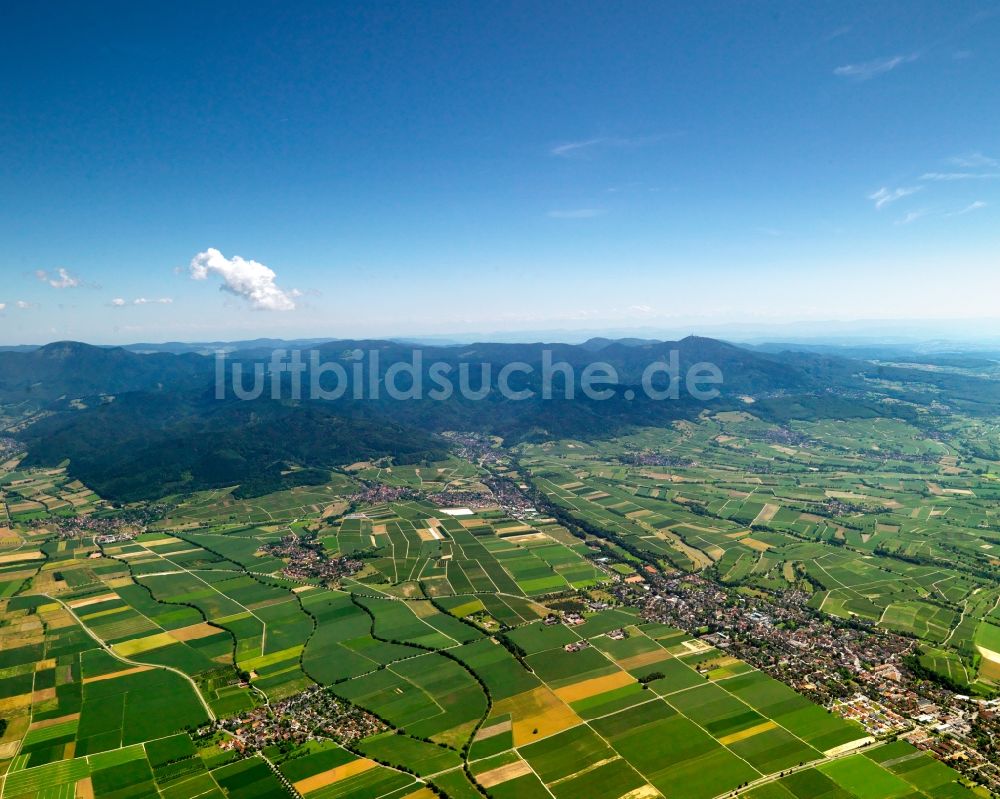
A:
[0, 431, 982, 799]
[519, 411, 1000, 693]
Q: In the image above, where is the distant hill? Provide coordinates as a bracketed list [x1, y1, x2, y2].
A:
[0, 341, 213, 403]
[119, 337, 342, 355]
[579, 336, 662, 351]
[7, 335, 1000, 501]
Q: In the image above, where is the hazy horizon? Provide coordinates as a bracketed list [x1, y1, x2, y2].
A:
[10, 315, 1000, 351]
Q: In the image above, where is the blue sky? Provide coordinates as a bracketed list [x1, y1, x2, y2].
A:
[2, 1, 999, 344]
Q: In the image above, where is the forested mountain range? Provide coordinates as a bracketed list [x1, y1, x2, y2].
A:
[4, 337, 999, 501]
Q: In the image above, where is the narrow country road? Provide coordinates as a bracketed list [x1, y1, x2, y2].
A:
[41, 593, 217, 722]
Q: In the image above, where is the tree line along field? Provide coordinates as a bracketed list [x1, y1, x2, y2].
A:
[519, 410, 1000, 694]
[0, 452, 979, 799]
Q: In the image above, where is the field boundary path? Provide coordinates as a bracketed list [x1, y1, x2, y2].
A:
[41, 593, 217, 722]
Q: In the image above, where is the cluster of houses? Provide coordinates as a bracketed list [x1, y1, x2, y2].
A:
[831, 694, 909, 736]
[0, 437, 23, 461]
[55, 506, 162, 541]
[211, 686, 385, 752]
[610, 569, 1000, 792]
[260, 534, 363, 584]
[349, 483, 418, 506]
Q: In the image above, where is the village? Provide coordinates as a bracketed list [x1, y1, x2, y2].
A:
[0, 436, 23, 461]
[54, 507, 163, 542]
[206, 686, 386, 753]
[610, 569, 1000, 792]
[260, 533, 364, 584]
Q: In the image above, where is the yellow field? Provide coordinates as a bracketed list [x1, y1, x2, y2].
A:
[79, 606, 129, 621]
[554, 670, 635, 703]
[170, 622, 222, 642]
[83, 666, 153, 684]
[717, 720, 777, 745]
[409, 601, 440, 619]
[0, 693, 33, 712]
[495, 525, 534, 535]
[0, 527, 22, 545]
[754, 504, 780, 524]
[477, 760, 532, 788]
[39, 608, 77, 630]
[492, 686, 581, 746]
[293, 758, 376, 794]
[823, 737, 874, 757]
[0, 551, 43, 564]
[977, 646, 1000, 682]
[740, 537, 772, 552]
[474, 718, 511, 741]
[616, 649, 673, 671]
[321, 501, 348, 518]
[504, 533, 549, 544]
[619, 785, 661, 799]
[112, 632, 175, 656]
[447, 599, 484, 618]
[703, 655, 741, 672]
[68, 593, 118, 610]
[140, 536, 184, 548]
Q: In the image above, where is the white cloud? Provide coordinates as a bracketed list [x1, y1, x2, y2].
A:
[16, 300, 33, 309]
[35, 267, 81, 289]
[0, 303, 5, 312]
[949, 152, 998, 168]
[110, 297, 173, 307]
[189, 248, 298, 311]
[897, 209, 929, 225]
[547, 208, 607, 219]
[920, 171, 1000, 181]
[947, 200, 987, 216]
[551, 138, 605, 157]
[868, 186, 921, 209]
[550, 134, 668, 158]
[834, 53, 917, 80]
